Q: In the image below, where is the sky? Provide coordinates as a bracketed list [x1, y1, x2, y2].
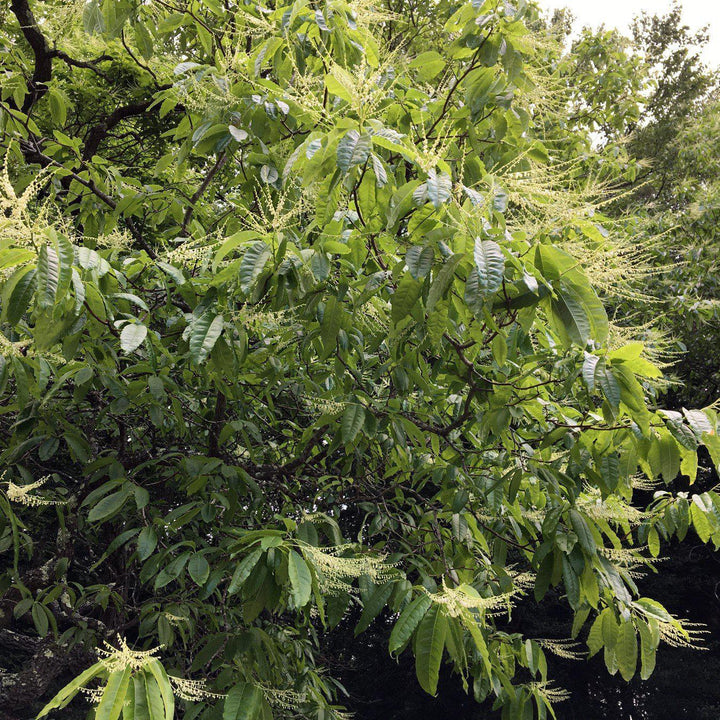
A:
[542, 0, 720, 68]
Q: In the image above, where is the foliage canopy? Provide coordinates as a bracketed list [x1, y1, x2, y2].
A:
[1, 1, 720, 719]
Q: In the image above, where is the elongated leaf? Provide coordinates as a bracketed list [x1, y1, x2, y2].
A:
[587, 613, 605, 657]
[406, 246, 434, 280]
[145, 660, 174, 720]
[355, 581, 394, 635]
[427, 254, 464, 312]
[473, 238, 504, 297]
[224, 682, 263, 720]
[228, 548, 263, 595]
[189, 312, 224, 364]
[337, 130, 372, 172]
[320, 296, 342, 358]
[36, 244, 60, 310]
[415, 603, 447, 695]
[637, 619, 657, 680]
[288, 549, 312, 608]
[389, 593, 432, 653]
[0, 248, 34, 270]
[596, 363, 621, 411]
[2, 266, 36, 324]
[551, 278, 608, 347]
[569, 508, 596, 554]
[341, 404, 365, 443]
[616, 621, 638, 681]
[137, 527, 158, 561]
[239, 242, 271, 293]
[133, 674, 151, 720]
[96, 667, 133, 720]
[426, 169, 452, 208]
[56, 233, 75, 300]
[37, 661, 106, 717]
[88, 487, 131, 523]
[582, 353, 599, 391]
[213, 231, 259, 271]
[391, 273, 422, 325]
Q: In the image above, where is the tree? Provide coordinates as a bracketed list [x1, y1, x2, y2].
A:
[1, 1, 719, 719]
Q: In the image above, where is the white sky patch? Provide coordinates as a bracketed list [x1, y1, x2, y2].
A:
[542, 0, 720, 68]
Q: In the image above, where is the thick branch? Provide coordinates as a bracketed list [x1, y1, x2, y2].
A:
[10, 0, 53, 112]
[82, 98, 158, 161]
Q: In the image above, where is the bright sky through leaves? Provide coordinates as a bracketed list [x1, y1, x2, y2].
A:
[545, 0, 720, 67]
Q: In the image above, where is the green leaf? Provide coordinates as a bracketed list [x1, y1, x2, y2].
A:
[37, 661, 106, 717]
[587, 613, 605, 657]
[288, 549, 313, 608]
[341, 404, 366, 443]
[189, 313, 224, 364]
[224, 682, 263, 720]
[569, 508, 596, 555]
[97, 667, 133, 720]
[415, 603, 447, 695]
[649, 432, 680, 482]
[145, 661, 174, 720]
[391, 273, 422, 325]
[406, 246, 434, 280]
[389, 593, 432, 653]
[325, 73, 353, 103]
[550, 280, 607, 347]
[121, 324, 148, 353]
[137, 527, 158, 561]
[409, 50, 445, 80]
[239, 242, 271, 292]
[637, 619, 658, 680]
[228, 548, 263, 595]
[134, 671, 165, 720]
[188, 553, 210, 585]
[582, 353, 599, 391]
[213, 231, 260, 271]
[355, 581, 395, 635]
[426, 169, 452, 208]
[35, 244, 60, 310]
[616, 621, 638, 681]
[133, 674, 151, 720]
[88, 487, 131, 523]
[472, 239, 504, 297]
[634, 598, 673, 623]
[2, 266, 36, 325]
[427, 254, 464, 312]
[320, 296, 342, 358]
[596, 362, 621, 411]
[337, 130, 372, 172]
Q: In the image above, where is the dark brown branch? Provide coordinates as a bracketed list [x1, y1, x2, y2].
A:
[82, 97, 159, 161]
[52, 50, 113, 82]
[10, 0, 53, 112]
[180, 150, 230, 234]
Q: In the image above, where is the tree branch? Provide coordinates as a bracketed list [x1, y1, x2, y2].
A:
[10, 0, 53, 113]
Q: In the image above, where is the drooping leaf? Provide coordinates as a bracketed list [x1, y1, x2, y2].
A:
[239, 242, 271, 293]
[224, 682, 263, 720]
[414, 603, 447, 696]
[341, 404, 366, 444]
[389, 593, 432, 653]
[337, 130, 372, 172]
[472, 238, 504, 297]
[189, 313, 224, 364]
[288, 549, 312, 608]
